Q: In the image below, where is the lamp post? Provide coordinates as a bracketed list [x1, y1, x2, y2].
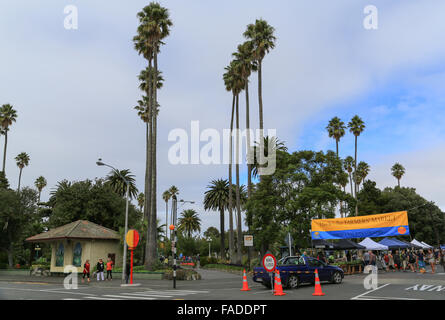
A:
[207, 238, 211, 258]
[96, 158, 130, 282]
[171, 198, 195, 289]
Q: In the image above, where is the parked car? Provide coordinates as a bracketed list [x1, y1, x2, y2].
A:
[253, 255, 344, 289]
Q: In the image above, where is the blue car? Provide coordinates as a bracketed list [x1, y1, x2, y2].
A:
[253, 255, 344, 289]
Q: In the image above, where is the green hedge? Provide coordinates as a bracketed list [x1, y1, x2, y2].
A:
[203, 264, 245, 272]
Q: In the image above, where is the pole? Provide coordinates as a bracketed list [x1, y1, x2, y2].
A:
[122, 183, 129, 282]
[208, 241, 211, 258]
[130, 249, 134, 284]
[172, 195, 177, 289]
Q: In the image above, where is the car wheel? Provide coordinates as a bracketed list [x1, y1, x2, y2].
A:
[331, 271, 342, 284]
[287, 275, 300, 289]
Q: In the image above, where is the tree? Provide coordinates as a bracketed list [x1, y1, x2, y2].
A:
[34, 176, 47, 203]
[0, 104, 18, 173]
[243, 20, 276, 158]
[356, 161, 370, 191]
[251, 136, 287, 178]
[343, 156, 355, 197]
[162, 189, 171, 241]
[134, 2, 173, 270]
[391, 163, 406, 187]
[203, 226, 220, 239]
[168, 185, 179, 238]
[105, 169, 138, 200]
[137, 192, 145, 212]
[15, 152, 30, 192]
[326, 117, 346, 157]
[178, 209, 201, 238]
[347, 115, 365, 216]
[203, 179, 229, 259]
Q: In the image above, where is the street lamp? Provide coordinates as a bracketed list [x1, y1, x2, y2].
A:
[207, 238, 212, 258]
[171, 197, 195, 289]
[96, 158, 130, 282]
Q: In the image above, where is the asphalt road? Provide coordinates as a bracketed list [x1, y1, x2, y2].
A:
[0, 268, 444, 300]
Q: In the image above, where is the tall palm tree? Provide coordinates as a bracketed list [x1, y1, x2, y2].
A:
[251, 136, 287, 178]
[344, 156, 355, 197]
[337, 171, 349, 218]
[178, 209, 201, 238]
[162, 190, 171, 241]
[223, 63, 237, 261]
[356, 161, 370, 191]
[326, 117, 346, 157]
[34, 176, 47, 203]
[105, 169, 138, 200]
[203, 179, 229, 259]
[391, 163, 405, 187]
[232, 41, 257, 200]
[347, 115, 365, 216]
[243, 19, 276, 166]
[0, 104, 18, 173]
[134, 2, 172, 270]
[168, 185, 179, 238]
[137, 192, 145, 212]
[15, 152, 30, 192]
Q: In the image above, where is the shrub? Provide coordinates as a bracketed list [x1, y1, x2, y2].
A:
[162, 268, 201, 280]
[200, 256, 218, 267]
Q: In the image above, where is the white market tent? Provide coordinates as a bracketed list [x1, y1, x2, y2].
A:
[420, 241, 433, 249]
[358, 237, 389, 250]
[411, 239, 430, 249]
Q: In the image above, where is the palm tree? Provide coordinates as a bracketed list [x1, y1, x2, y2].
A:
[168, 185, 179, 238]
[203, 179, 229, 259]
[34, 176, 47, 203]
[233, 41, 257, 200]
[15, 152, 30, 192]
[105, 169, 138, 200]
[326, 117, 346, 157]
[251, 136, 287, 178]
[134, 2, 173, 270]
[391, 163, 405, 187]
[0, 104, 18, 173]
[137, 192, 145, 212]
[337, 171, 349, 218]
[162, 190, 171, 241]
[347, 115, 365, 216]
[356, 161, 370, 191]
[344, 156, 355, 197]
[178, 209, 201, 238]
[243, 20, 276, 165]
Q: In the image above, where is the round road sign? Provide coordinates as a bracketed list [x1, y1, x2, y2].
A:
[262, 253, 277, 272]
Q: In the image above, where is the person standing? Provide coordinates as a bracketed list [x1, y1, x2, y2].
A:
[401, 250, 408, 272]
[82, 260, 90, 283]
[369, 251, 376, 266]
[125, 262, 131, 284]
[440, 250, 445, 273]
[96, 259, 105, 281]
[363, 251, 370, 266]
[106, 257, 113, 281]
[408, 250, 416, 272]
[388, 251, 396, 272]
[417, 250, 425, 273]
[427, 249, 435, 274]
[394, 250, 401, 271]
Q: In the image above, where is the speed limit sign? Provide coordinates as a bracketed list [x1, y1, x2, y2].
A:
[262, 253, 277, 273]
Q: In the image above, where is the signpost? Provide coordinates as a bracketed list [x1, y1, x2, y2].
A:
[262, 253, 277, 295]
[244, 235, 253, 247]
[125, 229, 140, 285]
[284, 233, 293, 256]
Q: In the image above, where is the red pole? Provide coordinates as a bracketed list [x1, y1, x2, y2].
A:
[130, 249, 134, 284]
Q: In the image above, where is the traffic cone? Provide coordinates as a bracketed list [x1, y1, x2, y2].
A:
[273, 269, 286, 296]
[312, 269, 325, 296]
[240, 269, 251, 291]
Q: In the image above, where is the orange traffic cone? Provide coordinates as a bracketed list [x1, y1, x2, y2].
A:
[312, 269, 325, 296]
[240, 269, 251, 291]
[273, 269, 286, 296]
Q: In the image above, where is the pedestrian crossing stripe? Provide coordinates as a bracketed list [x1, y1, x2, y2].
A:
[102, 295, 156, 300]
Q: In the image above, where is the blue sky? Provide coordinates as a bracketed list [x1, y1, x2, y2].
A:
[1, 0, 444, 235]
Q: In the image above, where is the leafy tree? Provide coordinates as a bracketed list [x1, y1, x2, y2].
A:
[15, 152, 30, 192]
[203, 227, 220, 239]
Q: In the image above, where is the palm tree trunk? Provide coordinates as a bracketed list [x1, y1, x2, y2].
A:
[235, 94, 242, 265]
[17, 168, 22, 192]
[219, 208, 225, 260]
[398, 179, 400, 187]
[2, 130, 8, 173]
[354, 135, 358, 216]
[258, 60, 265, 173]
[165, 201, 168, 242]
[228, 94, 235, 262]
[245, 79, 253, 267]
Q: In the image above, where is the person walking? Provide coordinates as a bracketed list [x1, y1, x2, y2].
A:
[96, 259, 105, 281]
[125, 262, 131, 284]
[369, 251, 376, 266]
[427, 249, 435, 274]
[388, 251, 396, 272]
[440, 250, 445, 273]
[408, 250, 416, 272]
[401, 250, 408, 272]
[393, 250, 401, 271]
[82, 260, 90, 283]
[417, 250, 426, 273]
[363, 251, 370, 266]
[106, 257, 113, 281]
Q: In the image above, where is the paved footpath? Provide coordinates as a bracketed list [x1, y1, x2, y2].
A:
[0, 267, 444, 300]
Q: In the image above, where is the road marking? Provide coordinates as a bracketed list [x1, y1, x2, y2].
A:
[102, 295, 156, 300]
[120, 292, 173, 298]
[39, 289, 95, 296]
[361, 295, 422, 300]
[84, 296, 121, 300]
[350, 283, 390, 300]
